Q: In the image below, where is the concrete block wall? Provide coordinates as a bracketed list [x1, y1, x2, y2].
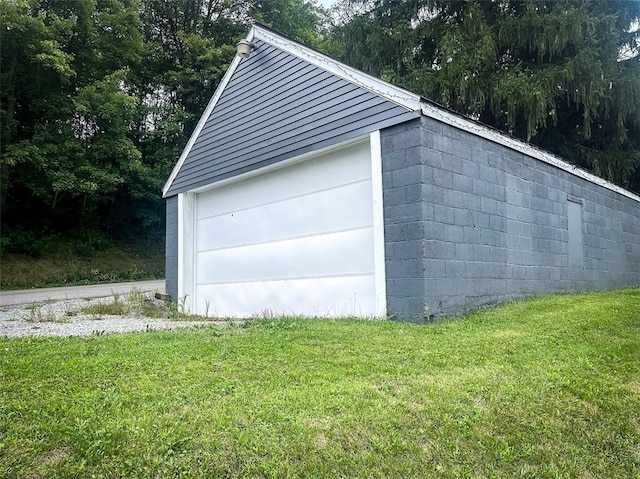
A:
[381, 116, 640, 319]
[165, 196, 178, 298]
[380, 119, 429, 318]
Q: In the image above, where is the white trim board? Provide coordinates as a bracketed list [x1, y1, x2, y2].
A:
[369, 130, 387, 317]
[177, 192, 196, 313]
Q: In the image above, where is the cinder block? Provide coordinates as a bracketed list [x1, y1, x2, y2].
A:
[455, 209, 474, 227]
[489, 215, 507, 232]
[400, 221, 426, 241]
[449, 138, 472, 160]
[491, 279, 507, 294]
[420, 130, 434, 149]
[392, 165, 423, 187]
[472, 147, 489, 164]
[480, 197, 499, 215]
[433, 277, 460, 295]
[473, 213, 490, 229]
[421, 116, 443, 134]
[385, 259, 413, 279]
[405, 147, 423, 167]
[389, 202, 423, 222]
[487, 262, 508, 279]
[456, 277, 477, 295]
[480, 229, 504, 247]
[426, 222, 446, 240]
[441, 223, 464, 241]
[454, 242, 474, 261]
[453, 173, 474, 193]
[474, 179, 495, 198]
[391, 240, 425, 260]
[443, 189, 467, 209]
[382, 105, 640, 318]
[394, 278, 425, 297]
[474, 244, 494, 262]
[422, 202, 435, 220]
[506, 189, 531, 208]
[166, 234, 178, 249]
[424, 259, 446, 277]
[425, 240, 455, 259]
[445, 260, 465, 276]
[382, 186, 406, 207]
[425, 149, 444, 168]
[460, 158, 481, 179]
[381, 150, 407, 172]
[462, 226, 481, 243]
[432, 169, 454, 189]
[405, 183, 424, 203]
[440, 153, 463, 173]
[547, 187, 561, 202]
[432, 133, 453, 152]
[473, 279, 493, 295]
[432, 204, 455, 224]
[386, 296, 426, 320]
[391, 128, 422, 150]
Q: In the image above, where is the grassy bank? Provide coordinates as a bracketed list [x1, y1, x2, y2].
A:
[1, 288, 639, 478]
[0, 239, 164, 290]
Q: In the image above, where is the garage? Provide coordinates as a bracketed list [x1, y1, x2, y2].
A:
[188, 137, 386, 318]
[165, 25, 640, 320]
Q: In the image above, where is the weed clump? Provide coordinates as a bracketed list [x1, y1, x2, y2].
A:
[79, 289, 208, 321]
[22, 303, 68, 323]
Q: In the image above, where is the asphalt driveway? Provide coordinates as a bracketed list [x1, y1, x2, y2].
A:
[0, 280, 165, 307]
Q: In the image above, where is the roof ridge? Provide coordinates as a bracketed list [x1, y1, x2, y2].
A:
[163, 25, 640, 203]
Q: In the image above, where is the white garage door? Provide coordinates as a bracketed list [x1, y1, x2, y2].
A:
[193, 139, 383, 318]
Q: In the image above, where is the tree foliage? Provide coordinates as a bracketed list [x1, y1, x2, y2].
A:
[0, 0, 325, 252]
[3, 0, 638, 257]
[330, 0, 640, 190]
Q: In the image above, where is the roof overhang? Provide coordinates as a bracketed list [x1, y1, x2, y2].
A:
[164, 25, 639, 203]
[419, 100, 640, 203]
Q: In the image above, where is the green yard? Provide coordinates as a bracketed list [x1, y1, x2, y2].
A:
[1, 288, 639, 478]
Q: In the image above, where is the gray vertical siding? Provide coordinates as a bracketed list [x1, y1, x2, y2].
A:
[165, 39, 418, 196]
[381, 116, 640, 319]
[165, 196, 178, 299]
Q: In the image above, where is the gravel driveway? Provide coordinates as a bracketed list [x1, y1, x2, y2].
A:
[0, 294, 230, 338]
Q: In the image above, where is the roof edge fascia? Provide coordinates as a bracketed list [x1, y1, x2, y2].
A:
[420, 101, 640, 203]
[162, 28, 255, 197]
[252, 25, 421, 111]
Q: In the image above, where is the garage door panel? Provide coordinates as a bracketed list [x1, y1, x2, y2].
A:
[197, 180, 374, 252]
[197, 143, 371, 219]
[193, 138, 378, 317]
[196, 275, 377, 318]
[196, 228, 374, 284]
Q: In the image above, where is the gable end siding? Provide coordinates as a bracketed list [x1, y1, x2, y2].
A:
[165, 40, 417, 196]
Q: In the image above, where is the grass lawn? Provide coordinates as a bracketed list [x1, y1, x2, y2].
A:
[1, 288, 639, 478]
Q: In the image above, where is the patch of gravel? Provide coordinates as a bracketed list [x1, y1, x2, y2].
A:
[0, 296, 233, 338]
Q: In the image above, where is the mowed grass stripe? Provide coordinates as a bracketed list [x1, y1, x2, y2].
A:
[1, 288, 639, 478]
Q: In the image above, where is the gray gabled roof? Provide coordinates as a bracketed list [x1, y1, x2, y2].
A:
[164, 25, 639, 203]
[163, 25, 419, 197]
